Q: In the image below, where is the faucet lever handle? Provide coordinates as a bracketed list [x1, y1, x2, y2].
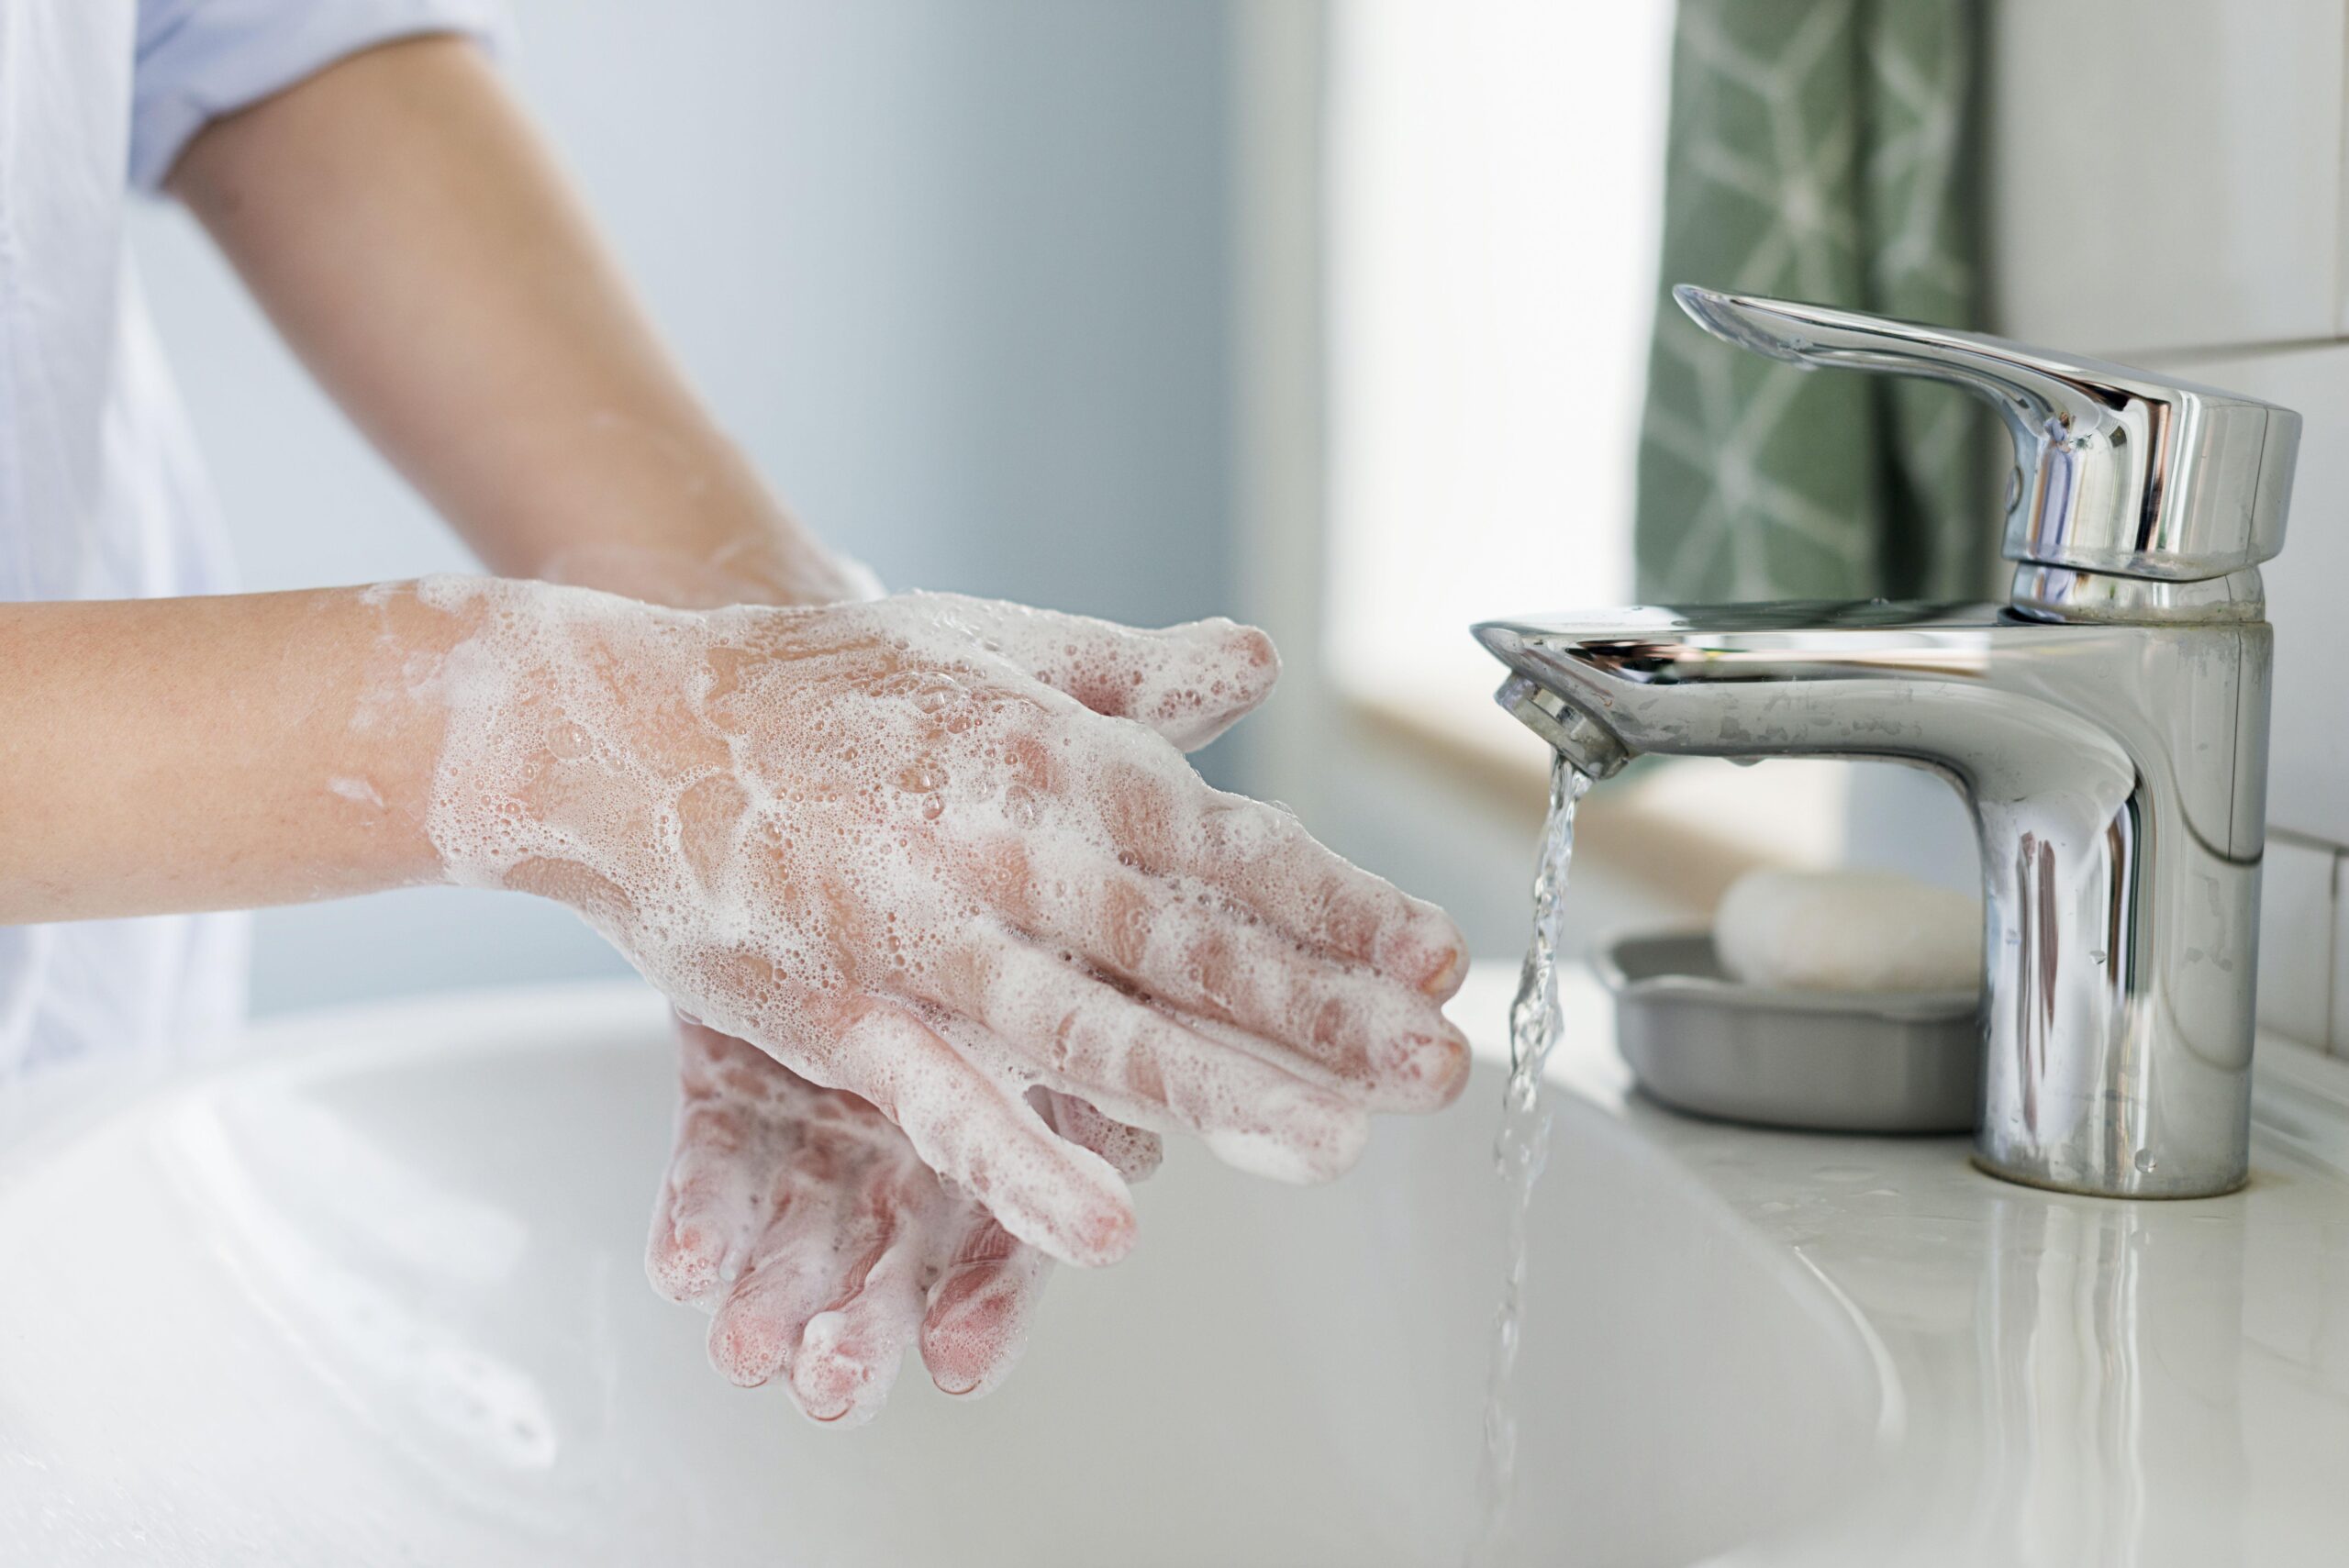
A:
[1675, 284, 2300, 583]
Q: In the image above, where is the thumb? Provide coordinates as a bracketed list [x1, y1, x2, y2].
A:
[940, 595, 1281, 751]
[1117, 617, 1280, 751]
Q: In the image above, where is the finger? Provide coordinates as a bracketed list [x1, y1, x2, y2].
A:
[919, 1206, 1052, 1398]
[933, 932, 1371, 1184]
[646, 1095, 780, 1306]
[650, 1020, 838, 1304]
[920, 592, 1281, 751]
[705, 1146, 856, 1390]
[785, 1162, 935, 1426]
[802, 996, 1141, 1270]
[1037, 1089, 1163, 1183]
[1082, 749, 1468, 997]
[1024, 862, 1470, 1111]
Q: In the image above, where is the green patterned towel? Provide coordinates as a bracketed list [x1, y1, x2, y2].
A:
[1635, 0, 1989, 603]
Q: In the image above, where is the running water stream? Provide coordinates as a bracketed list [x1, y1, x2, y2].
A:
[1466, 753, 1592, 1567]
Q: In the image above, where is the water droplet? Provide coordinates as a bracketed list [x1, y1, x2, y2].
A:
[910, 676, 962, 714]
[896, 759, 947, 795]
[547, 719, 592, 760]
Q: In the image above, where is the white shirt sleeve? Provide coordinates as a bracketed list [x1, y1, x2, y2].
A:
[129, 0, 518, 194]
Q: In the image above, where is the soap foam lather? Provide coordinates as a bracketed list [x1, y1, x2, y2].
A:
[413, 577, 1467, 1271]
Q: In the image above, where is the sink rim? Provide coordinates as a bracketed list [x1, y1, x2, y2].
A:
[14, 963, 2349, 1565]
[0, 971, 1891, 1568]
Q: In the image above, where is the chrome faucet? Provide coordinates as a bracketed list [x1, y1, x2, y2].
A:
[1478, 286, 2301, 1199]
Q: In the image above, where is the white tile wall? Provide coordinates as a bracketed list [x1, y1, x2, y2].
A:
[2258, 835, 2338, 1049]
[2333, 873, 2349, 1052]
[1987, 0, 2345, 355]
[1985, 1, 2349, 1054]
[2138, 342, 2349, 848]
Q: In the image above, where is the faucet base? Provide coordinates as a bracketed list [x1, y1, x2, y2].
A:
[1968, 1151, 2250, 1203]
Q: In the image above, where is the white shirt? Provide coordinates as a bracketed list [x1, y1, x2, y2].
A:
[0, 0, 507, 1134]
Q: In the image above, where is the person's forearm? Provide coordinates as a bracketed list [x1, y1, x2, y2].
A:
[0, 585, 467, 923]
[166, 36, 855, 610]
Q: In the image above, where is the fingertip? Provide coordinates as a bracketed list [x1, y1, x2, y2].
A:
[707, 1298, 787, 1389]
[1395, 902, 1470, 995]
[789, 1370, 874, 1426]
[930, 1362, 996, 1399]
[788, 1314, 900, 1427]
[1017, 1172, 1138, 1268]
[1216, 620, 1279, 681]
[1379, 1020, 1474, 1112]
[647, 1221, 727, 1305]
[1134, 620, 1282, 751]
[980, 1184, 1136, 1270]
[1420, 1023, 1475, 1108]
[1211, 619, 1281, 695]
[1067, 1194, 1139, 1268]
[1329, 1106, 1375, 1177]
[1201, 1095, 1371, 1186]
[979, 1135, 1139, 1269]
[856, 1003, 1140, 1271]
[925, 1337, 1019, 1399]
[920, 1263, 1041, 1399]
[1420, 934, 1471, 1000]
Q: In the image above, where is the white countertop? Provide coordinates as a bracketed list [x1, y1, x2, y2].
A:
[1448, 960, 2349, 1566]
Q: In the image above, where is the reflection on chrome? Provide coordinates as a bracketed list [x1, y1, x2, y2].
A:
[1978, 1192, 2247, 1562]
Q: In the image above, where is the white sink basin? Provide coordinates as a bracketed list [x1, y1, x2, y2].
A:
[0, 977, 1878, 1566]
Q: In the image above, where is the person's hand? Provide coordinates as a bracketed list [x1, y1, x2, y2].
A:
[426, 580, 1470, 1266]
[647, 1018, 1159, 1424]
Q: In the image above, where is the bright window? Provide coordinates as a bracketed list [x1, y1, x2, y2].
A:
[1324, 1, 1675, 762]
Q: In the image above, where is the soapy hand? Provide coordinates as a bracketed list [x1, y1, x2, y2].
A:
[648, 1018, 1159, 1423]
[424, 581, 1469, 1267]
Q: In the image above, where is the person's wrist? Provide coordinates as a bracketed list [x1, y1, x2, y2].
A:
[533, 523, 879, 613]
[416, 575, 711, 940]
[327, 577, 513, 894]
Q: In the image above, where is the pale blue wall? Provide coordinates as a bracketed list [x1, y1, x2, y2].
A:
[130, 0, 1237, 1013]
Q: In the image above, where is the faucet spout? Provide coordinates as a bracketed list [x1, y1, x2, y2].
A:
[1475, 598, 2273, 1198]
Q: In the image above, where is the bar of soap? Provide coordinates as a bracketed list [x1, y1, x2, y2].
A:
[1714, 868, 1980, 994]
